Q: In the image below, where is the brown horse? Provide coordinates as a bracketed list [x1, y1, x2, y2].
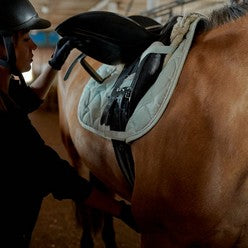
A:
[57, 1, 248, 247]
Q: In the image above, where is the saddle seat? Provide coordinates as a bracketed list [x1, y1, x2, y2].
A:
[56, 11, 165, 65]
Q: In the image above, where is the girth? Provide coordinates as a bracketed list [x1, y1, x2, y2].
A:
[100, 51, 166, 187]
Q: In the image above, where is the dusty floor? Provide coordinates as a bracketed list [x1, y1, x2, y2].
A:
[29, 109, 141, 248]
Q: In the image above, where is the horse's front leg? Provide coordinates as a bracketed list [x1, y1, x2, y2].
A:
[77, 203, 94, 248]
[102, 213, 117, 248]
[77, 173, 117, 248]
[79, 207, 117, 248]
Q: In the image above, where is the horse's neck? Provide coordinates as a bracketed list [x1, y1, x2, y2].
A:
[197, 14, 248, 42]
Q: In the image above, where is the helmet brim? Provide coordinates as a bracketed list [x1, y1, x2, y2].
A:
[21, 16, 51, 31]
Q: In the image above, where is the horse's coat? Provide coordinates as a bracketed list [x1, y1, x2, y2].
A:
[57, 2, 248, 247]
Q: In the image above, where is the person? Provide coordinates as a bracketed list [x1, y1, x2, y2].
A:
[0, 0, 139, 247]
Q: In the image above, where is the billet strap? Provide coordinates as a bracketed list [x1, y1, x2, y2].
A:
[80, 56, 105, 83]
[64, 53, 105, 83]
[64, 53, 84, 80]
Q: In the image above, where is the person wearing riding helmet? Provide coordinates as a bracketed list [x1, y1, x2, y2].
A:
[0, 0, 139, 246]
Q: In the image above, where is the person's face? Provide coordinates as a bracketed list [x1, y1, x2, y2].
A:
[14, 31, 37, 73]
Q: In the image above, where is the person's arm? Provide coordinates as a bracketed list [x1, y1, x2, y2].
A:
[83, 187, 140, 232]
[34, 140, 139, 232]
[30, 36, 83, 100]
[83, 187, 122, 216]
[30, 64, 57, 100]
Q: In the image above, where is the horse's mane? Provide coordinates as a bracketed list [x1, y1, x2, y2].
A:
[201, 2, 248, 32]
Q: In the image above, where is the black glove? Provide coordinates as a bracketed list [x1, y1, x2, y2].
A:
[118, 200, 140, 233]
[48, 36, 83, 70]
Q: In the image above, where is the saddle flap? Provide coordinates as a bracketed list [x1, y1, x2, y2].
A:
[55, 11, 159, 64]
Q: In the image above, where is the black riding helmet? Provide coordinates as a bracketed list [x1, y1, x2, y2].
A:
[0, 0, 51, 84]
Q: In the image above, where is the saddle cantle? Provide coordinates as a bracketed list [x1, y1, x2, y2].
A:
[55, 11, 161, 64]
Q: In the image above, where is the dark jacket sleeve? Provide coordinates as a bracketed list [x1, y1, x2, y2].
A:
[21, 123, 94, 203]
[0, 88, 92, 203]
[8, 79, 43, 113]
[39, 144, 93, 203]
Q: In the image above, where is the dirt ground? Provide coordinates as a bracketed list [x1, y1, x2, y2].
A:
[28, 108, 141, 248]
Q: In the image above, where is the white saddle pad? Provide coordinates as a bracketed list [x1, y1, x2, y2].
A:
[78, 13, 204, 143]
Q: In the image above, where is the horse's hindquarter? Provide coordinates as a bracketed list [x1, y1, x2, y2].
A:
[132, 17, 248, 246]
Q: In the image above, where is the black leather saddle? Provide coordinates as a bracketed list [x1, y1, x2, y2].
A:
[56, 11, 167, 65]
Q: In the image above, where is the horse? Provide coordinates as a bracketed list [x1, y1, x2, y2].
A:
[57, 1, 248, 247]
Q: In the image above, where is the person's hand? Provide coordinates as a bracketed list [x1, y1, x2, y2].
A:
[117, 200, 140, 233]
[48, 36, 83, 70]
